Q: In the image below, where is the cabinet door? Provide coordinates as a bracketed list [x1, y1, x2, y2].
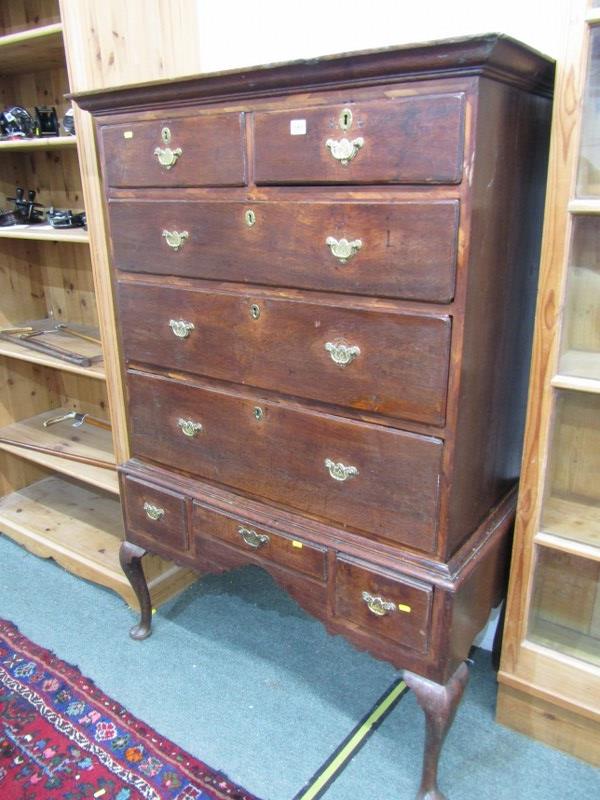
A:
[528, 20, 600, 670]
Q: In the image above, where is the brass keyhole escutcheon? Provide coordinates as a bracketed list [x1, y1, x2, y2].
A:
[245, 209, 256, 227]
[161, 126, 171, 144]
[250, 303, 261, 320]
[339, 107, 353, 131]
[253, 406, 264, 421]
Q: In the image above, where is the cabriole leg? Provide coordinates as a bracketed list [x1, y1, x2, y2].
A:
[119, 540, 152, 640]
[403, 662, 469, 800]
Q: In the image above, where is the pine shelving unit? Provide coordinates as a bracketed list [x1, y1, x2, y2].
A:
[0, 0, 195, 610]
[497, 0, 600, 764]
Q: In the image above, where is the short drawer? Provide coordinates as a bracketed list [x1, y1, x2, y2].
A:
[118, 282, 451, 426]
[121, 474, 188, 553]
[192, 503, 327, 581]
[126, 370, 443, 552]
[98, 112, 246, 188]
[335, 556, 433, 653]
[254, 93, 465, 185]
[108, 199, 459, 303]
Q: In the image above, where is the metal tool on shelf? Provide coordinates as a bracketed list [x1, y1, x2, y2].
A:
[55, 324, 101, 345]
[0, 187, 45, 226]
[43, 411, 112, 431]
[0, 317, 103, 367]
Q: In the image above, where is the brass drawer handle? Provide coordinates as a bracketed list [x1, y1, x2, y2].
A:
[162, 230, 189, 251]
[325, 136, 364, 166]
[325, 341, 360, 367]
[324, 458, 359, 481]
[143, 502, 165, 521]
[362, 591, 396, 617]
[325, 236, 362, 263]
[177, 418, 203, 437]
[169, 319, 195, 339]
[154, 145, 182, 169]
[238, 525, 269, 549]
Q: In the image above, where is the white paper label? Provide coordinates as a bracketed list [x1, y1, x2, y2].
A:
[290, 119, 307, 135]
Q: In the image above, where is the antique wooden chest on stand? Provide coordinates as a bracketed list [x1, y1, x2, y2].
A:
[77, 34, 553, 799]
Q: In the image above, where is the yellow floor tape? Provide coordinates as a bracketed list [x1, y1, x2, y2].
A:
[294, 679, 408, 800]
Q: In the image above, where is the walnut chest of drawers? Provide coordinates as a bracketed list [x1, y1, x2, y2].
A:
[78, 34, 553, 799]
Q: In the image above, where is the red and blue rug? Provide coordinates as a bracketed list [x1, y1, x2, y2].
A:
[0, 619, 259, 800]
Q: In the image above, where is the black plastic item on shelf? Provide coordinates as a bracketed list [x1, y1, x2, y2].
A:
[34, 106, 59, 137]
[0, 107, 35, 139]
[47, 208, 86, 229]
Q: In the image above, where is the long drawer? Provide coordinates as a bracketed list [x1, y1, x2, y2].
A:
[253, 93, 465, 185]
[108, 199, 459, 303]
[126, 370, 443, 552]
[118, 281, 451, 426]
[99, 112, 247, 188]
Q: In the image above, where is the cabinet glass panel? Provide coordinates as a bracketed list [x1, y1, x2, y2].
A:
[529, 546, 600, 666]
[541, 391, 600, 547]
[559, 215, 600, 380]
[577, 26, 600, 196]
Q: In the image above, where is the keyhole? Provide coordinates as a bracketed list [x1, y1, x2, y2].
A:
[339, 107, 353, 131]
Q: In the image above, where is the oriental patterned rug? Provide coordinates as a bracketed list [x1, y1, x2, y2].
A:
[0, 619, 259, 800]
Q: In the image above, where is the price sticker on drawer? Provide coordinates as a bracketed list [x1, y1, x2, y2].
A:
[290, 119, 307, 136]
[397, 604, 412, 614]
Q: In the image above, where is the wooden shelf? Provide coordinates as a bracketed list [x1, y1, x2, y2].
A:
[0, 338, 105, 380]
[540, 495, 600, 551]
[0, 474, 126, 590]
[536, 530, 600, 563]
[529, 617, 600, 668]
[0, 475, 197, 610]
[0, 23, 64, 74]
[0, 409, 117, 494]
[553, 349, 600, 392]
[0, 225, 88, 243]
[569, 199, 600, 214]
[0, 136, 77, 152]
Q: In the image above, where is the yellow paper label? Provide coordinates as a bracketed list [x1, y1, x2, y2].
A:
[292, 540, 303, 549]
[123, 130, 133, 139]
[397, 604, 412, 613]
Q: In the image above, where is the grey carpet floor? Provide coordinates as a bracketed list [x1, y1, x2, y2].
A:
[0, 532, 599, 800]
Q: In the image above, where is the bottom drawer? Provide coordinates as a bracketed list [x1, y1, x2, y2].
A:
[192, 502, 327, 582]
[121, 474, 189, 554]
[335, 556, 432, 654]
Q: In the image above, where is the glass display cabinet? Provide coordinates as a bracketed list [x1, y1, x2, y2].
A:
[497, 0, 600, 763]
